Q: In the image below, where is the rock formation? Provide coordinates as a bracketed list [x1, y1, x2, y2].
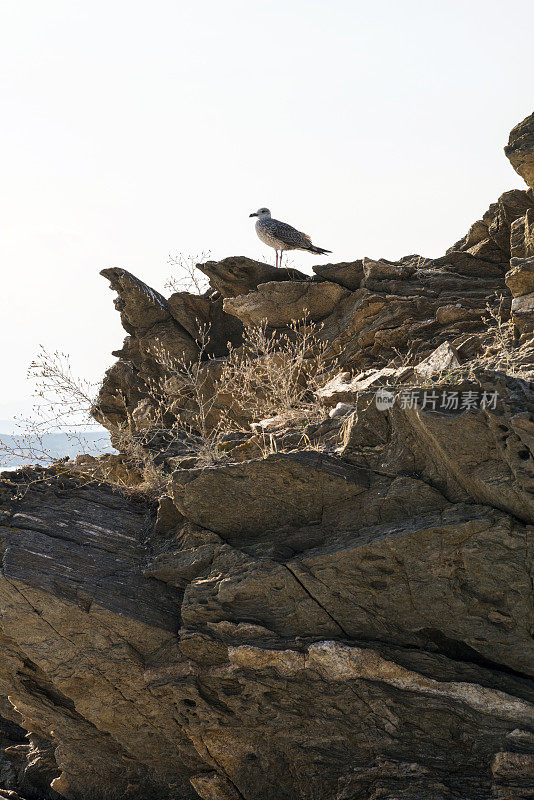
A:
[0, 113, 534, 800]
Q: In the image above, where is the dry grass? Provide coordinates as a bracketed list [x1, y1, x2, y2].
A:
[5, 293, 528, 498]
[2, 317, 336, 496]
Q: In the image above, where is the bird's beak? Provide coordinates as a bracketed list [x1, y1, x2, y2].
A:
[249, 212, 258, 217]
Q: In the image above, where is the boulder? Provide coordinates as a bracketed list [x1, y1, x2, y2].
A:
[222, 280, 349, 327]
[317, 368, 410, 407]
[414, 341, 460, 377]
[172, 451, 369, 536]
[196, 256, 308, 298]
[167, 291, 244, 357]
[510, 207, 534, 258]
[312, 260, 364, 290]
[505, 111, 534, 189]
[506, 256, 534, 298]
[511, 291, 534, 339]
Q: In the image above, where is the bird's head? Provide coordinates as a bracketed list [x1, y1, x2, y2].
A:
[249, 207, 271, 219]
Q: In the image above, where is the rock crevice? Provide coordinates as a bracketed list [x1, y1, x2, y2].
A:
[1, 112, 534, 800]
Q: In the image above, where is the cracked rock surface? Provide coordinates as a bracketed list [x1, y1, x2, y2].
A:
[1, 113, 534, 800]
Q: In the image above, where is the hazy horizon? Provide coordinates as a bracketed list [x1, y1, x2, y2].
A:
[1, 0, 533, 419]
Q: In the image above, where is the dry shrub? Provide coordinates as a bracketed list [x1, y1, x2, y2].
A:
[477, 302, 526, 376]
[0, 348, 169, 498]
[146, 315, 335, 464]
[218, 318, 332, 426]
[2, 317, 336, 494]
[165, 252, 211, 295]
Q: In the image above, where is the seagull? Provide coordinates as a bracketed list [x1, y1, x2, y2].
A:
[249, 207, 332, 268]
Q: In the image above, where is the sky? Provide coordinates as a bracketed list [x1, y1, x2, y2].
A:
[1, 0, 533, 421]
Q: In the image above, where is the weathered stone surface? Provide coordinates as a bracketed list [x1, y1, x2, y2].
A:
[95, 268, 200, 433]
[0, 474, 202, 800]
[414, 341, 460, 377]
[196, 257, 308, 298]
[447, 189, 534, 262]
[506, 256, 534, 297]
[172, 452, 370, 536]
[222, 280, 348, 327]
[511, 208, 534, 259]
[317, 368, 409, 407]
[512, 291, 534, 339]
[343, 370, 534, 522]
[362, 257, 416, 284]
[505, 111, 534, 189]
[166, 293, 244, 358]
[312, 260, 364, 290]
[2, 113, 534, 800]
[3, 385, 534, 800]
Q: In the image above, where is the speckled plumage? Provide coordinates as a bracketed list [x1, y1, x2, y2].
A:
[249, 207, 331, 267]
[256, 217, 313, 251]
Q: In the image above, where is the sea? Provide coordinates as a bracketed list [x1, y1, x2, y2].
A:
[0, 422, 115, 473]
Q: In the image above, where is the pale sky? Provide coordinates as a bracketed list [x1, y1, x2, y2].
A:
[1, 0, 532, 420]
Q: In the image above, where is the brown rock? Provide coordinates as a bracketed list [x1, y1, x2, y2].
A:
[197, 256, 308, 298]
[505, 111, 534, 189]
[190, 772, 243, 800]
[166, 292, 244, 358]
[511, 207, 534, 259]
[222, 279, 349, 327]
[317, 368, 409, 407]
[506, 256, 534, 297]
[312, 260, 364, 290]
[414, 341, 460, 377]
[362, 257, 415, 283]
[172, 451, 369, 536]
[511, 291, 534, 339]
[5, 112, 534, 800]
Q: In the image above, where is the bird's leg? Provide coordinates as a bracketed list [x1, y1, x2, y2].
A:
[275, 250, 279, 268]
[279, 250, 284, 268]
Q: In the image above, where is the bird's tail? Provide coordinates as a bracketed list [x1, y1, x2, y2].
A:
[307, 245, 332, 255]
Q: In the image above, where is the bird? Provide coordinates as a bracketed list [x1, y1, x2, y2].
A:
[249, 207, 332, 268]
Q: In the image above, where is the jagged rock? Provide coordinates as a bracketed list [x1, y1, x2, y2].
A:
[317, 368, 410, 407]
[312, 260, 364, 290]
[95, 268, 201, 433]
[511, 207, 534, 258]
[506, 256, 534, 297]
[172, 452, 370, 536]
[2, 113, 534, 800]
[505, 111, 534, 189]
[511, 291, 534, 339]
[435, 303, 482, 324]
[222, 280, 349, 327]
[2, 370, 534, 798]
[95, 182, 532, 436]
[362, 257, 416, 284]
[414, 341, 460, 377]
[166, 292, 244, 358]
[342, 370, 534, 524]
[190, 773, 242, 800]
[196, 256, 308, 298]
[447, 189, 534, 262]
[100, 267, 171, 331]
[0, 473, 201, 800]
[1, 432, 534, 800]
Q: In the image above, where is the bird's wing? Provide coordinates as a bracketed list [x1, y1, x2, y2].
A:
[266, 219, 312, 249]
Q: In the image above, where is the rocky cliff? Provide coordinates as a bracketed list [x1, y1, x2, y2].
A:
[1, 113, 534, 800]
